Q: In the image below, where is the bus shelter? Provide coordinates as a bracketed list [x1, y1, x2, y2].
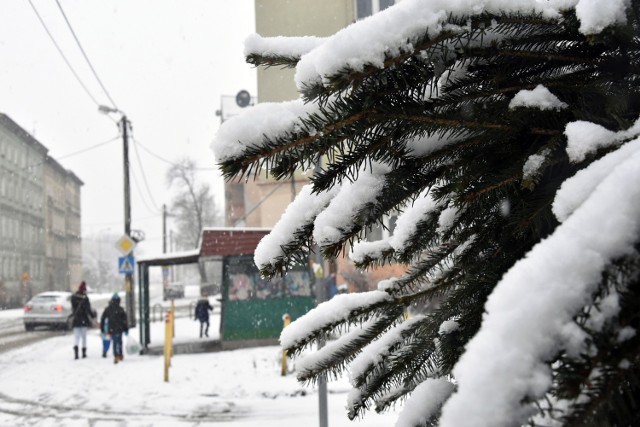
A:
[137, 228, 316, 351]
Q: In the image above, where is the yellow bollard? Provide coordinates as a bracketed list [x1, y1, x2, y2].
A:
[164, 312, 171, 382]
[281, 313, 292, 376]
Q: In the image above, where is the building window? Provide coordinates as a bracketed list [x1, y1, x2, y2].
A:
[356, 0, 395, 20]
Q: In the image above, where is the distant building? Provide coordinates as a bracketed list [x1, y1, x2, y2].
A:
[0, 113, 83, 307]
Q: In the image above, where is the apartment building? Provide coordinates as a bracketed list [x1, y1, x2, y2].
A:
[0, 113, 83, 307]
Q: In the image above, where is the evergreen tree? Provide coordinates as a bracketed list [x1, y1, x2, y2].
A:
[214, 2, 640, 426]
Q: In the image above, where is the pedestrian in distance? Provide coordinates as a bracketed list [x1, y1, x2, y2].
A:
[71, 281, 97, 360]
[100, 293, 129, 364]
[194, 292, 213, 338]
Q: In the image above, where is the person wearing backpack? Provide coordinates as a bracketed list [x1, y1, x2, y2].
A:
[100, 293, 128, 364]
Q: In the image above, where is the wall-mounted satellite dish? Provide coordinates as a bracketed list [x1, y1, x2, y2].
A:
[235, 90, 251, 108]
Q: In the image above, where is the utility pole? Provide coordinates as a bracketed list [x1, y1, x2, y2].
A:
[162, 204, 167, 253]
[121, 115, 136, 328]
[99, 105, 137, 328]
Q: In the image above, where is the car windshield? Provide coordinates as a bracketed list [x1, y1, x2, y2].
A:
[31, 296, 60, 303]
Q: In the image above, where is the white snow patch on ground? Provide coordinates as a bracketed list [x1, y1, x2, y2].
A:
[0, 311, 399, 427]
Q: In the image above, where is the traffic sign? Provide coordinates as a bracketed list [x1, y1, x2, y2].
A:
[115, 234, 136, 255]
[118, 256, 135, 274]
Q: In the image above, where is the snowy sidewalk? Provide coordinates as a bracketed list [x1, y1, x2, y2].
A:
[0, 324, 399, 426]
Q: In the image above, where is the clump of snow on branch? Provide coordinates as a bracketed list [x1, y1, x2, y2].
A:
[405, 132, 463, 158]
[244, 33, 326, 59]
[508, 84, 568, 111]
[280, 291, 393, 349]
[212, 98, 320, 162]
[438, 319, 459, 335]
[313, 162, 391, 247]
[296, 317, 381, 381]
[553, 137, 640, 222]
[349, 315, 425, 383]
[522, 148, 551, 181]
[254, 184, 340, 270]
[350, 189, 440, 263]
[350, 240, 392, 264]
[389, 190, 440, 250]
[564, 117, 640, 163]
[575, 0, 630, 34]
[437, 205, 459, 235]
[293, 0, 568, 90]
[290, 0, 629, 90]
[439, 139, 640, 427]
[395, 379, 455, 427]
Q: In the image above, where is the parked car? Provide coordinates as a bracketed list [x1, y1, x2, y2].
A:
[23, 291, 73, 331]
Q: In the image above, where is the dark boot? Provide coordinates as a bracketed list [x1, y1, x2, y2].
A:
[102, 352, 106, 358]
[82, 348, 87, 358]
[73, 346, 78, 360]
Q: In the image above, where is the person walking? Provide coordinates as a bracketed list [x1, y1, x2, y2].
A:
[194, 293, 213, 338]
[100, 293, 129, 364]
[71, 281, 96, 360]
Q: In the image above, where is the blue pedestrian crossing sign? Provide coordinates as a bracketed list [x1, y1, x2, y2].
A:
[118, 255, 135, 274]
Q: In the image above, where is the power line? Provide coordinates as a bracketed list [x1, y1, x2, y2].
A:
[133, 137, 217, 171]
[22, 135, 120, 170]
[131, 138, 161, 212]
[27, 0, 102, 108]
[54, 0, 119, 110]
[82, 213, 161, 228]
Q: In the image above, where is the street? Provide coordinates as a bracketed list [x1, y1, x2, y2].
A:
[0, 316, 60, 355]
[0, 305, 399, 427]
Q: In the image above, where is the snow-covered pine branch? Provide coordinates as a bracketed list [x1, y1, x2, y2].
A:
[254, 184, 340, 276]
[244, 33, 326, 68]
[280, 290, 395, 353]
[213, 0, 640, 425]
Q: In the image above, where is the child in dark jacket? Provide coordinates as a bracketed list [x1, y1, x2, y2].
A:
[100, 293, 128, 364]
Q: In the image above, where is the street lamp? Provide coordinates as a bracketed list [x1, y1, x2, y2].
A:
[98, 105, 135, 327]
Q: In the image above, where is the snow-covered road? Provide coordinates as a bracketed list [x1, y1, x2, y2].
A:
[0, 311, 399, 426]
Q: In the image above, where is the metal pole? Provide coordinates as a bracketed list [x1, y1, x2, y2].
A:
[122, 116, 136, 327]
[315, 252, 328, 427]
[162, 204, 167, 253]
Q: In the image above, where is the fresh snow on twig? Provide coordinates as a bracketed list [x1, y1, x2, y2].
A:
[351, 189, 440, 262]
[291, 0, 628, 90]
[280, 291, 393, 349]
[554, 137, 640, 222]
[212, 98, 320, 162]
[244, 33, 326, 59]
[349, 315, 425, 383]
[389, 190, 440, 251]
[350, 240, 393, 264]
[296, 317, 382, 380]
[522, 148, 551, 181]
[395, 379, 455, 427]
[313, 162, 392, 247]
[564, 117, 640, 163]
[293, 0, 568, 90]
[508, 85, 568, 111]
[254, 184, 340, 270]
[439, 139, 640, 427]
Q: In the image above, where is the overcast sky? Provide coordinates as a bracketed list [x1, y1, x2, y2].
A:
[0, 0, 256, 257]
